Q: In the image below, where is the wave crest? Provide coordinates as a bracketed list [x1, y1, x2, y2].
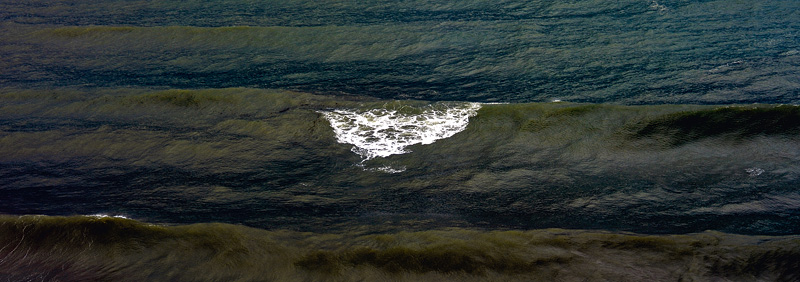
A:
[320, 102, 480, 160]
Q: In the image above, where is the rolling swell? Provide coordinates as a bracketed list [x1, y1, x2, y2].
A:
[632, 105, 800, 146]
[2, 88, 800, 235]
[1, 215, 799, 281]
[3, 0, 799, 103]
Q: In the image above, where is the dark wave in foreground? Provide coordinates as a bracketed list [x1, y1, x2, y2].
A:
[1, 215, 798, 281]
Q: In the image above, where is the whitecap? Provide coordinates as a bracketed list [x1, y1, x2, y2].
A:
[745, 167, 764, 177]
[320, 102, 480, 161]
[88, 213, 130, 219]
[369, 166, 407, 174]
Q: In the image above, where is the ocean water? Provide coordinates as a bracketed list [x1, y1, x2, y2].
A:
[1, 0, 799, 281]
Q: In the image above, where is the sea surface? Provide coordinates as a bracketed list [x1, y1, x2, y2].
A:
[1, 0, 799, 281]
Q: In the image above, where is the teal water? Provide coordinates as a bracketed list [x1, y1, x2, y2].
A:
[1, 0, 800, 281]
[1, 0, 798, 103]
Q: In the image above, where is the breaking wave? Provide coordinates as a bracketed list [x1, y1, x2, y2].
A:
[320, 102, 480, 160]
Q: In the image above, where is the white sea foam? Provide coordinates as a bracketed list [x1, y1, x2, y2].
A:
[320, 102, 481, 160]
[648, 0, 668, 12]
[370, 165, 407, 174]
[746, 167, 764, 177]
[88, 213, 130, 219]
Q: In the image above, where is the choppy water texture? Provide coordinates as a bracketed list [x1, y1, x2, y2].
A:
[1, 0, 799, 103]
[1, 0, 800, 281]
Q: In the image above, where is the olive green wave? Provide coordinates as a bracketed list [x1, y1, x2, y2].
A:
[6, 88, 797, 169]
[631, 105, 800, 146]
[1, 215, 798, 281]
[3, 88, 800, 235]
[472, 102, 800, 147]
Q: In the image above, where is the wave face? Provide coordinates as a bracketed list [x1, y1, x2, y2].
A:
[2, 0, 800, 280]
[1, 215, 799, 282]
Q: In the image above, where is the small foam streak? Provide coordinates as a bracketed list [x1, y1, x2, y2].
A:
[369, 166, 407, 174]
[690, 193, 800, 215]
[321, 102, 480, 160]
[88, 214, 130, 219]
